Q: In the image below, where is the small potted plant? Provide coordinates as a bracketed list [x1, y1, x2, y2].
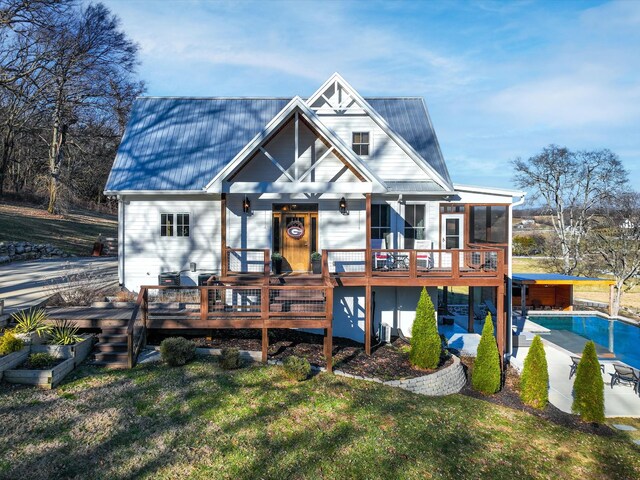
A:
[271, 252, 283, 275]
[311, 251, 322, 274]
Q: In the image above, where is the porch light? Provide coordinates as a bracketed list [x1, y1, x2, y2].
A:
[339, 197, 347, 214]
[242, 196, 251, 214]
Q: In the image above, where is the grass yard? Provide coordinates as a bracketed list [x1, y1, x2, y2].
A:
[0, 202, 116, 256]
[1, 360, 638, 480]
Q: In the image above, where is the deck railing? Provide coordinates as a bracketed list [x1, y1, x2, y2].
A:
[126, 284, 333, 366]
[322, 247, 504, 280]
[224, 248, 270, 278]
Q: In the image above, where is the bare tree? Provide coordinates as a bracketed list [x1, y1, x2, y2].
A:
[512, 145, 628, 274]
[588, 192, 640, 316]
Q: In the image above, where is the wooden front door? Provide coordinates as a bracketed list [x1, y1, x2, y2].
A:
[281, 214, 311, 272]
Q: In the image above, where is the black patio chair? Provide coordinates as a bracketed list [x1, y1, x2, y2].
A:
[569, 355, 605, 379]
[610, 364, 640, 393]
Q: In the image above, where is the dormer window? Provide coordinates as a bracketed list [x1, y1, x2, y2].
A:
[352, 132, 370, 156]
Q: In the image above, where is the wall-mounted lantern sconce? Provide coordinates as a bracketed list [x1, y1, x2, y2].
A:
[339, 197, 348, 215]
[242, 196, 251, 214]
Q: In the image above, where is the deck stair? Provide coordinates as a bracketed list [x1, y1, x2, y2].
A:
[92, 321, 130, 368]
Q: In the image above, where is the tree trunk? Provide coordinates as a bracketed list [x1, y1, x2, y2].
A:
[0, 130, 13, 197]
[611, 282, 624, 317]
[47, 107, 66, 214]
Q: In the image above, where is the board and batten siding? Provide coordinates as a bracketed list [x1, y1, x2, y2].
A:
[121, 195, 221, 292]
[318, 115, 432, 182]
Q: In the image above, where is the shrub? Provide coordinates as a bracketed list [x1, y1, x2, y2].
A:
[49, 320, 83, 345]
[520, 335, 549, 409]
[283, 355, 311, 381]
[572, 341, 605, 423]
[0, 330, 25, 355]
[472, 313, 501, 394]
[160, 337, 196, 366]
[219, 347, 241, 370]
[12, 308, 51, 335]
[26, 353, 57, 369]
[409, 287, 441, 369]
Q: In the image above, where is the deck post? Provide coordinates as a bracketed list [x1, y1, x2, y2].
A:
[364, 284, 372, 355]
[324, 285, 334, 371]
[467, 286, 474, 333]
[263, 249, 270, 285]
[497, 282, 505, 368]
[200, 287, 208, 322]
[261, 286, 269, 363]
[365, 193, 372, 277]
[262, 328, 268, 363]
[221, 193, 227, 278]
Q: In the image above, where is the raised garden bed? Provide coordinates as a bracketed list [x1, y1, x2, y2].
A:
[4, 357, 75, 389]
[31, 335, 94, 366]
[0, 347, 30, 381]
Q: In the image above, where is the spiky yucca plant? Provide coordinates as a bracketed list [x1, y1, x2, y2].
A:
[49, 320, 83, 345]
[12, 308, 51, 335]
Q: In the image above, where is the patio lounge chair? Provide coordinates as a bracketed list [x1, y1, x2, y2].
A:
[610, 364, 640, 393]
[569, 355, 605, 379]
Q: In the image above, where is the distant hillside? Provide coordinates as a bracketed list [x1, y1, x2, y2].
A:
[0, 202, 117, 256]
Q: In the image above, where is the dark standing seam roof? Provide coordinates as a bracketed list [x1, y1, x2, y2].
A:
[105, 97, 452, 192]
[366, 98, 452, 186]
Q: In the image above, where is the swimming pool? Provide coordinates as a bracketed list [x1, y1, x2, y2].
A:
[528, 315, 640, 370]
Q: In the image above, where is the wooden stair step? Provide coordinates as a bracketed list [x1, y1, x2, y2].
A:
[87, 360, 129, 370]
[93, 342, 128, 353]
[94, 352, 129, 362]
[97, 333, 128, 342]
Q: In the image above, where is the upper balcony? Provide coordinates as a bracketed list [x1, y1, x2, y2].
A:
[222, 246, 505, 287]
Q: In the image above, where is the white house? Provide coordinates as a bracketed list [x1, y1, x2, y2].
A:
[105, 73, 524, 368]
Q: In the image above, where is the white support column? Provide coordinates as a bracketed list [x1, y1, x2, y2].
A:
[118, 197, 125, 286]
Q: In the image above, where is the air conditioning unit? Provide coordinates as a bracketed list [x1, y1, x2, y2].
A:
[379, 322, 392, 344]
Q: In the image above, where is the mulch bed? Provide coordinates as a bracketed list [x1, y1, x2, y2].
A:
[147, 329, 451, 381]
[17, 357, 65, 370]
[458, 356, 616, 437]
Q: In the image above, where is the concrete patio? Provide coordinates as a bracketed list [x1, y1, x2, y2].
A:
[511, 340, 640, 418]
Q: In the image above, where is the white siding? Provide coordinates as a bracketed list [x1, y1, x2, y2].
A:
[122, 195, 221, 292]
[318, 114, 432, 182]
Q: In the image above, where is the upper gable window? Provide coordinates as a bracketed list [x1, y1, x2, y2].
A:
[352, 132, 370, 156]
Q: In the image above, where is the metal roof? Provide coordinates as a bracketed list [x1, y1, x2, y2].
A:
[512, 273, 614, 285]
[105, 97, 452, 192]
[384, 180, 444, 193]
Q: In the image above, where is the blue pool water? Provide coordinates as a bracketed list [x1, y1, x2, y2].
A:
[530, 315, 640, 369]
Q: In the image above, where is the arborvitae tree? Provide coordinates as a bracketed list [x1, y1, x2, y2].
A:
[572, 341, 605, 423]
[520, 335, 549, 409]
[472, 312, 501, 394]
[409, 287, 441, 369]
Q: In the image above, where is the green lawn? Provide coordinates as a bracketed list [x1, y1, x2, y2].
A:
[0, 202, 116, 256]
[1, 360, 638, 480]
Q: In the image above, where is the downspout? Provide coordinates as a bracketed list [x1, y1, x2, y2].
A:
[507, 193, 526, 357]
[118, 196, 125, 287]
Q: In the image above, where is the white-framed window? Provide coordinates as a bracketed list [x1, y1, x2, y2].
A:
[404, 204, 425, 249]
[161, 213, 190, 237]
[352, 132, 370, 156]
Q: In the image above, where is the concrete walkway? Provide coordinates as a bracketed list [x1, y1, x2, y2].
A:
[0, 257, 117, 318]
[511, 340, 640, 418]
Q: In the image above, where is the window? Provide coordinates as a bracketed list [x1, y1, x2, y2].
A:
[404, 204, 425, 249]
[371, 204, 390, 242]
[161, 213, 190, 237]
[352, 132, 370, 156]
[440, 205, 465, 213]
[470, 205, 507, 243]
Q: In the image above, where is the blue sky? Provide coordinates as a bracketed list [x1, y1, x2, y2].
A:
[103, 0, 640, 191]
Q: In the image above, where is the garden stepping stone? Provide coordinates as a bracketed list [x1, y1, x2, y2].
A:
[612, 424, 637, 431]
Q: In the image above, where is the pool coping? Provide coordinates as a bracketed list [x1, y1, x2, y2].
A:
[526, 310, 640, 328]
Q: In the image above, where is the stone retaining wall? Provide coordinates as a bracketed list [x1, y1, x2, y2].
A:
[270, 354, 467, 397]
[0, 241, 70, 264]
